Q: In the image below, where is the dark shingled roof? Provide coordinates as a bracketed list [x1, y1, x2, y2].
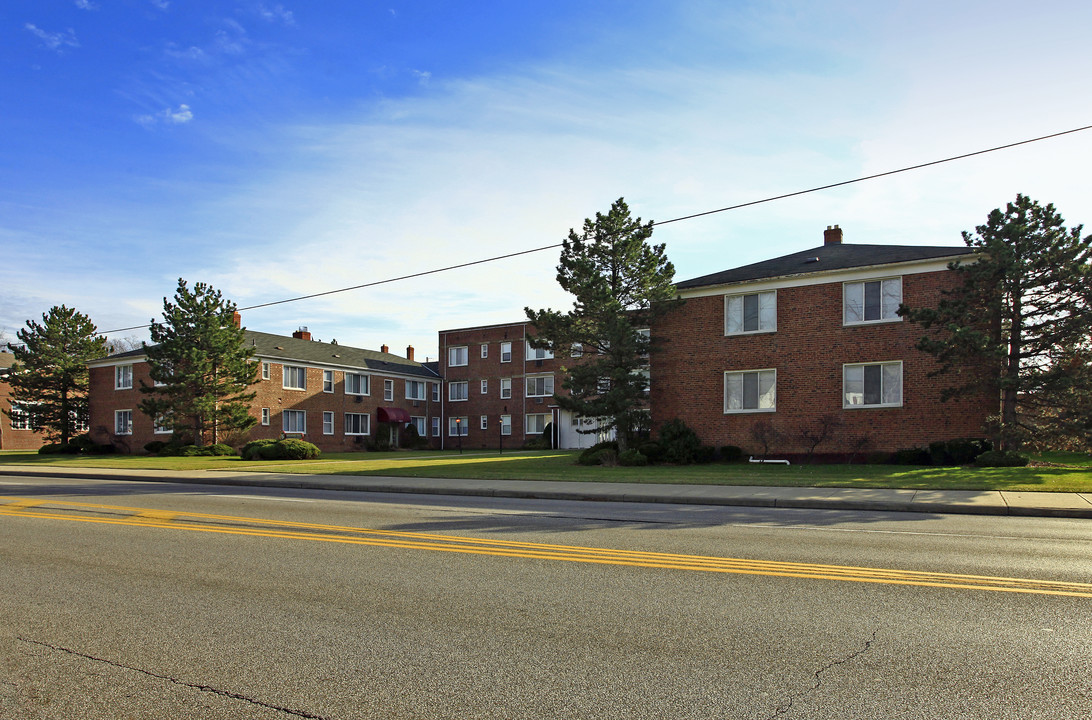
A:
[676, 243, 976, 290]
[244, 331, 439, 379]
[91, 331, 439, 380]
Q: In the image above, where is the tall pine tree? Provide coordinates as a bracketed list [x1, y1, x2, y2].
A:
[6, 306, 108, 445]
[901, 195, 1092, 450]
[526, 198, 680, 451]
[139, 279, 259, 445]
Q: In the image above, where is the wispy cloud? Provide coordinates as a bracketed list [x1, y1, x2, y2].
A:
[75, 0, 99, 10]
[24, 24, 79, 53]
[135, 104, 194, 127]
[257, 3, 295, 26]
[149, 0, 170, 10]
[214, 19, 249, 55]
[412, 69, 432, 86]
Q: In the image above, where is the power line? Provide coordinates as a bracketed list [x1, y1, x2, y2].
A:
[100, 123, 1092, 335]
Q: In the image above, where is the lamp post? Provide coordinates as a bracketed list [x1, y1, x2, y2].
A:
[455, 417, 462, 454]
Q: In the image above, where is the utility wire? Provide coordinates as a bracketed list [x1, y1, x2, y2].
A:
[100, 123, 1092, 335]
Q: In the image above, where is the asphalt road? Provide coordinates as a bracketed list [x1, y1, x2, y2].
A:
[2, 476, 1090, 719]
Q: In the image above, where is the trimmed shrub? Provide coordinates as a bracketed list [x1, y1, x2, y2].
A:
[974, 450, 1030, 467]
[658, 418, 702, 464]
[638, 441, 663, 464]
[84, 442, 116, 455]
[930, 438, 992, 465]
[38, 442, 78, 454]
[618, 449, 648, 467]
[595, 448, 619, 466]
[144, 440, 168, 455]
[241, 439, 277, 461]
[719, 445, 743, 463]
[277, 439, 321, 460]
[694, 445, 716, 464]
[207, 443, 235, 456]
[578, 440, 618, 465]
[892, 447, 931, 465]
[70, 434, 96, 451]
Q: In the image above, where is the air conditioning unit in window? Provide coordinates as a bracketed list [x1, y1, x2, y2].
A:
[535, 397, 543, 404]
[412, 401, 419, 407]
[355, 395, 363, 403]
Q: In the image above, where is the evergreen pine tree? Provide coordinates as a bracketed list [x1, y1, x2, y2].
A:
[526, 198, 680, 451]
[901, 194, 1092, 450]
[6, 306, 108, 444]
[139, 279, 259, 445]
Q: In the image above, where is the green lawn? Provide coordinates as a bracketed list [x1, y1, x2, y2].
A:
[2, 449, 1090, 492]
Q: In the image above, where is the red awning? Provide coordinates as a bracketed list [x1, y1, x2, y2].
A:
[377, 407, 411, 423]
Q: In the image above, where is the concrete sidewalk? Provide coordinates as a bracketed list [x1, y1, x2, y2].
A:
[1, 465, 1091, 518]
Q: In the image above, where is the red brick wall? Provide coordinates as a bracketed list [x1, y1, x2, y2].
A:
[439, 323, 570, 449]
[89, 361, 443, 453]
[0, 375, 49, 451]
[650, 270, 995, 456]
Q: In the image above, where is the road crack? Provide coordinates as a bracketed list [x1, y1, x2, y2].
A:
[764, 630, 878, 719]
[18, 636, 331, 719]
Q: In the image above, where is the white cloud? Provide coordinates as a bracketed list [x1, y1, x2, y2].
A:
[135, 104, 194, 127]
[149, 0, 170, 10]
[75, 0, 99, 10]
[258, 3, 295, 26]
[411, 69, 432, 85]
[24, 24, 79, 52]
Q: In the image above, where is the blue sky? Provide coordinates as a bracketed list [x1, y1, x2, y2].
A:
[3, 1, 1091, 361]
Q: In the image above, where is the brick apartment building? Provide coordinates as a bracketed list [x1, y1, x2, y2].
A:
[87, 326, 442, 453]
[649, 226, 994, 457]
[437, 322, 616, 450]
[0, 351, 49, 451]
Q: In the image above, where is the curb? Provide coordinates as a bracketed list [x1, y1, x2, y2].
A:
[1, 467, 1090, 519]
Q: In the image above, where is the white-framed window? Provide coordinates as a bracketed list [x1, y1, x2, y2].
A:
[344, 372, 369, 395]
[114, 409, 132, 435]
[448, 346, 468, 367]
[449, 381, 468, 401]
[526, 341, 553, 360]
[500, 414, 512, 436]
[500, 341, 512, 363]
[383, 379, 394, 401]
[72, 412, 89, 433]
[283, 409, 306, 434]
[323, 370, 334, 393]
[406, 380, 426, 401]
[481, 344, 488, 358]
[526, 374, 554, 397]
[500, 377, 512, 399]
[724, 369, 777, 413]
[480, 415, 488, 430]
[323, 411, 335, 435]
[283, 366, 306, 390]
[9, 403, 30, 430]
[525, 413, 549, 434]
[597, 377, 611, 394]
[844, 361, 903, 408]
[570, 343, 583, 358]
[431, 416, 440, 437]
[410, 416, 426, 436]
[480, 379, 488, 395]
[115, 365, 133, 390]
[261, 408, 270, 426]
[432, 383, 440, 402]
[725, 291, 776, 334]
[844, 278, 902, 325]
[449, 416, 468, 436]
[345, 412, 370, 435]
[153, 415, 172, 434]
[261, 361, 270, 380]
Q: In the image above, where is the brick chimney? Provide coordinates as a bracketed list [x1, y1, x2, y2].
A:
[232, 311, 241, 328]
[292, 327, 312, 341]
[824, 225, 843, 245]
[406, 345, 415, 361]
[381, 344, 389, 354]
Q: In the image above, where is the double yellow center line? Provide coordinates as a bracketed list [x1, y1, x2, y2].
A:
[3, 497, 1090, 598]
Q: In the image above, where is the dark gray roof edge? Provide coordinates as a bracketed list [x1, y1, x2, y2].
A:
[88, 330, 440, 379]
[676, 243, 976, 290]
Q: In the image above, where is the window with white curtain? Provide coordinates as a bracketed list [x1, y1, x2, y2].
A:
[724, 369, 776, 412]
[844, 278, 902, 324]
[843, 362, 902, 408]
[725, 291, 776, 334]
